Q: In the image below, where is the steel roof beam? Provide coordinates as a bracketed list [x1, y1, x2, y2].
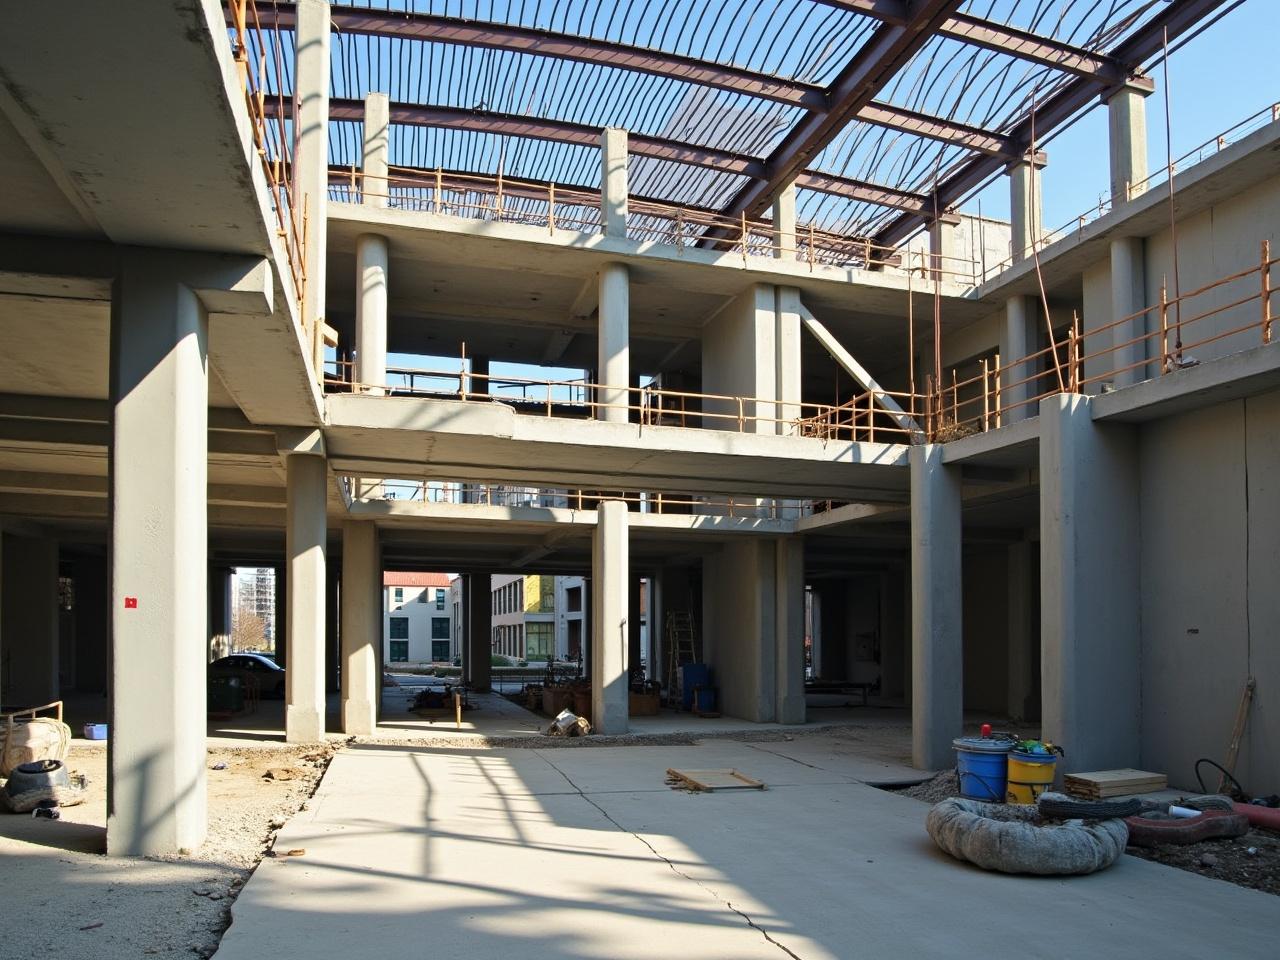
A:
[245, 3, 1022, 159]
[267, 98, 932, 214]
[819, 1, 1149, 85]
[870, 0, 1235, 248]
[714, 0, 964, 225]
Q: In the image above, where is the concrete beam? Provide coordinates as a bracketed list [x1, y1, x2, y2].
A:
[591, 499, 629, 734]
[910, 444, 962, 770]
[798, 302, 915, 431]
[1039, 394, 1140, 772]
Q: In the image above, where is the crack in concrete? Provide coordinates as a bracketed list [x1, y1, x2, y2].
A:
[538, 753, 805, 960]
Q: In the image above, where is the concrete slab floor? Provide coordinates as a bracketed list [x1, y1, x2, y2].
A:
[214, 738, 1280, 960]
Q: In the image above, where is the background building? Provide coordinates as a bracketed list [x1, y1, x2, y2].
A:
[383, 572, 456, 664]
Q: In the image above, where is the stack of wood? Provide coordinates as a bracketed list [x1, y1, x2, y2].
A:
[1064, 768, 1168, 799]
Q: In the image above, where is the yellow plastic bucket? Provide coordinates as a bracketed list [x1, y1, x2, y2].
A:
[1006, 750, 1057, 804]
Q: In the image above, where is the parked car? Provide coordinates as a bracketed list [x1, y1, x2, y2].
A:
[209, 653, 285, 699]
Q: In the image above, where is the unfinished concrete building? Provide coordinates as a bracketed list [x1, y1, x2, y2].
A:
[0, 0, 1276, 858]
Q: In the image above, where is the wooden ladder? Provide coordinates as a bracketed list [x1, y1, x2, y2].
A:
[664, 610, 700, 705]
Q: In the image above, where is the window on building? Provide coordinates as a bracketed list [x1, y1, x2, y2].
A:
[393, 587, 403, 605]
[517, 579, 524, 611]
[389, 640, 408, 662]
[566, 586, 582, 613]
[526, 622, 553, 660]
[436, 588, 446, 610]
[389, 617, 409, 640]
[539, 577, 554, 612]
[431, 617, 450, 640]
[431, 639, 450, 661]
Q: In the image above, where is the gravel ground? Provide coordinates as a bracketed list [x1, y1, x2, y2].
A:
[0, 743, 334, 959]
[891, 772, 1280, 897]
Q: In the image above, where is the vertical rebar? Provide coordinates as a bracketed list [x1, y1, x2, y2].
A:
[981, 359, 989, 431]
[1262, 240, 1272, 345]
[993, 352, 1002, 428]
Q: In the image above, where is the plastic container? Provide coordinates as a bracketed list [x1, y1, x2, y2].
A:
[694, 685, 717, 714]
[1006, 750, 1058, 804]
[82, 723, 108, 741]
[953, 736, 1014, 802]
[680, 663, 710, 711]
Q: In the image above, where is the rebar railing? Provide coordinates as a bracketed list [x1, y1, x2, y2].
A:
[330, 166, 981, 282]
[932, 241, 1278, 438]
[327, 360, 920, 444]
[225, 0, 307, 317]
[980, 103, 1280, 284]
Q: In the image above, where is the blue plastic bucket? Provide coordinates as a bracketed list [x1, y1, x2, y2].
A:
[83, 723, 108, 740]
[681, 663, 710, 710]
[953, 736, 1013, 802]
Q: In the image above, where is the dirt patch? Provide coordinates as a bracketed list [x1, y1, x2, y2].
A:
[1127, 828, 1280, 896]
[889, 773, 1280, 897]
[0, 742, 335, 959]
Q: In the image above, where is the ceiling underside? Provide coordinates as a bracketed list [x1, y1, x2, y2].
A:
[242, 0, 1233, 246]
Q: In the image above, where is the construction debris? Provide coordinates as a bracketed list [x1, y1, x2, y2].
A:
[665, 768, 765, 792]
[545, 709, 590, 737]
[1064, 769, 1167, 799]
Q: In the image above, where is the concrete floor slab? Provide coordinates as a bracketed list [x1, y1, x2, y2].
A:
[215, 740, 1280, 960]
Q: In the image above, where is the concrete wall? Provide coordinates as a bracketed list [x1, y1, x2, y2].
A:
[1081, 257, 1112, 391]
[1138, 390, 1280, 792]
[1143, 174, 1280, 365]
[701, 284, 777, 433]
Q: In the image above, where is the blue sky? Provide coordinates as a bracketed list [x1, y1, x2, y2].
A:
[967, 0, 1277, 230]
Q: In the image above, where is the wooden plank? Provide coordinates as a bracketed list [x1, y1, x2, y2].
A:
[1064, 768, 1167, 799]
[666, 768, 766, 792]
[1219, 676, 1255, 793]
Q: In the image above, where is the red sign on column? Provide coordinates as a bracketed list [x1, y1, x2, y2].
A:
[124, 597, 138, 609]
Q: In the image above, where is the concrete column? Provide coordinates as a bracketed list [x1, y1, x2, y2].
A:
[592, 500, 629, 734]
[1039, 394, 1140, 772]
[108, 260, 208, 856]
[1110, 236, 1148, 387]
[470, 355, 490, 397]
[775, 286, 802, 434]
[1002, 295, 1037, 423]
[1107, 85, 1149, 204]
[600, 127, 628, 238]
[354, 234, 388, 394]
[355, 90, 389, 415]
[295, 0, 330, 377]
[1006, 540, 1035, 722]
[465, 574, 492, 692]
[208, 566, 232, 660]
[597, 262, 629, 422]
[910, 444, 962, 770]
[324, 563, 340, 694]
[340, 521, 379, 734]
[285, 453, 327, 743]
[628, 573, 643, 682]
[772, 182, 796, 260]
[1009, 159, 1044, 264]
[775, 536, 806, 723]
[0, 534, 59, 706]
[362, 91, 389, 207]
[928, 217, 959, 280]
